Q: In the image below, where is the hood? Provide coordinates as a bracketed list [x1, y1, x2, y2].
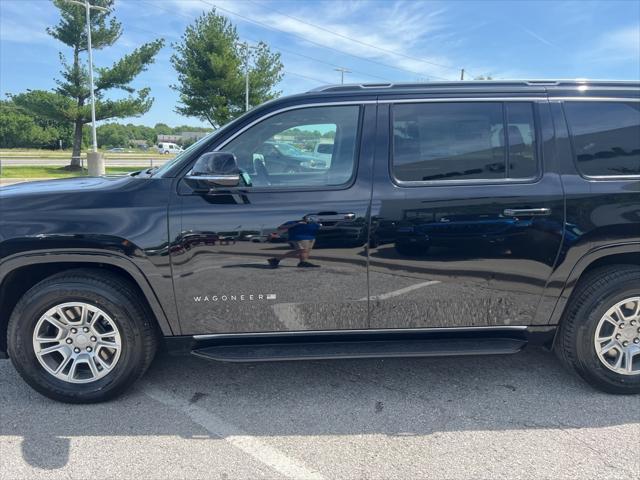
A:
[0, 175, 136, 198]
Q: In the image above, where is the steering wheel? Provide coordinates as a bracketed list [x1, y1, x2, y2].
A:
[253, 157, 271, 186]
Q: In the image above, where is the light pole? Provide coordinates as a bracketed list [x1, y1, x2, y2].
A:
[238, 42, 258, 112]
[334, 67, 351, 84]
[66, 0, 107, 152]
[66, 0, 107, 175]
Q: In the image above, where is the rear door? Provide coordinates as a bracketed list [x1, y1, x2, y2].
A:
[368, 98, 565, 328]
[170, 102, 376, 335]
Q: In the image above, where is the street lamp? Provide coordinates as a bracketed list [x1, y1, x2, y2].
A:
[66, 0, 108, 154]
[237, 42, 259, 112]
[334, 67, 351, 85]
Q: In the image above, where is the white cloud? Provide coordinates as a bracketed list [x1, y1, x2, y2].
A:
[210, 0, 463, 80]
[592, 25, 640, 62]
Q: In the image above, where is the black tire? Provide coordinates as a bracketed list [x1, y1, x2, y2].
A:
[7, 268, 158, 403]
[555, 265, 640, 394]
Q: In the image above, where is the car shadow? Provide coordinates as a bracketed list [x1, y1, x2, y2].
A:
[1, 347, 639, 470]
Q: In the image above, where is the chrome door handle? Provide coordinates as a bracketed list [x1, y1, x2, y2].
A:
[307, 213, 356, 221]
[503, 208, 551, 217]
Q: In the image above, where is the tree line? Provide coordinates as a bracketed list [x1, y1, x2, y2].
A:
[1, 0, 283, 168]
[0, 97, 210, 150]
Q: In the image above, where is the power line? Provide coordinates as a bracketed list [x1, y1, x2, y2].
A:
[245, 0, 467, 75]
[200, 0, 451, 81]
[136, 0, 391, 84]
[284, 70, 331, 85]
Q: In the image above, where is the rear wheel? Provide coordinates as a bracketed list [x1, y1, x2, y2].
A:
[556, 265, 640, 394]
[7, 269, 158, 403]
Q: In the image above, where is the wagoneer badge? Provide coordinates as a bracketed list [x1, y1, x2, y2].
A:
[193, 294, 277, 302]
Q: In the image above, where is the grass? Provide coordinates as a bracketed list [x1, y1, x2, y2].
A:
[0, 166, 142, 179]
[0, 149, 173, 159]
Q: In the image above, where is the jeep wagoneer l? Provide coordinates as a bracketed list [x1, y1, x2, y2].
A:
[1, 80, 639, 402]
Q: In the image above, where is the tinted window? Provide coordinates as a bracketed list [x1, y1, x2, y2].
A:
[224, 106, 359, 187]
[564, 101, 640, 177]
[392, 102, 537, 182]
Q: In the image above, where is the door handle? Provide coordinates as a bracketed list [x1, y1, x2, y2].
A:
[503, 208, 551, 217]
[307, 213, 356, 221]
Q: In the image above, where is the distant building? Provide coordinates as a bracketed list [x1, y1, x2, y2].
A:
[157, 132, 210, 145]
[181, 131, 209, 142]
[157, 134, 181, 143]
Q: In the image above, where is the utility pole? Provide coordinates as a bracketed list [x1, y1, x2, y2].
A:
[460, 68, 465, 81]
[334, 67, 351, 84]
[238, 42, 258, 112]
[66, 0, 108, 175]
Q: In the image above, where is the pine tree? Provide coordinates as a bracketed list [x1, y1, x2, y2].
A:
[14, 0, 164, 169]
[171, 9, 283, 128]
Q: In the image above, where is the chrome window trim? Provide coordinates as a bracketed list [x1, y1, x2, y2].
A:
[562, 99, 640, 180]
[553, 96, 640, 102]
[214, 100, 375, 151]
[378, 97, 547, 104]
[193, 325, 528, 340]
[387, 99, 543, 187]
[583, 175, 640, 181]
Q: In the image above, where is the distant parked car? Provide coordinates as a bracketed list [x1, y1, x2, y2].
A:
[313, 141, 334, 166]
[157, 142, 183, 154]
[256, 141, 326, 172]
[107, 147, 126, 153]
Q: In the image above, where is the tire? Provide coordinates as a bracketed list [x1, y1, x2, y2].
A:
[555, 265, 640, 394]
[7, 269, 158, 403]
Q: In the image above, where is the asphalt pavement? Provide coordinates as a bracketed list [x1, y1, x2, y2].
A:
[1, 346, 639, 479]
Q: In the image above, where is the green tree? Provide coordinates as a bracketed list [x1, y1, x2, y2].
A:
[170, 9, 283, 128]
[1, 96, 74, 149]
[15, 0, 163, 168]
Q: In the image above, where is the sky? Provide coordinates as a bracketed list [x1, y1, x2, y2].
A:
[1, 0, 639, 128]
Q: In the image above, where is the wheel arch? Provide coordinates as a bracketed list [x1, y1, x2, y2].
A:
[549, 243, 640, 327]
[0, 251, 175, 357]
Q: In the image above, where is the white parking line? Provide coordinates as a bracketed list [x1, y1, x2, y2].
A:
[144, 387, 326, 480]
[360, 280, 441, 301]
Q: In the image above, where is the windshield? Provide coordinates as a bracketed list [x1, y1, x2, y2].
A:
[153, 133, 214, 177]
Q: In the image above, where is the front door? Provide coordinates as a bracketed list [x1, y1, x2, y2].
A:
[170, 103, 375, 335]
[368, 100, 565, 328]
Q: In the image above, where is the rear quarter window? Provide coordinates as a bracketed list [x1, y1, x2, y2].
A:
[564, 101, 640, 177]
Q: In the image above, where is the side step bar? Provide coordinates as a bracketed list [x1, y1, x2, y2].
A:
[192, 337, 527, 363]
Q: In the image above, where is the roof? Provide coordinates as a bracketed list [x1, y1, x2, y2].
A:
[307, 79, 640, 95]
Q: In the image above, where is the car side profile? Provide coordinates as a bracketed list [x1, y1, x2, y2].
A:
[0, 80, 639, 403]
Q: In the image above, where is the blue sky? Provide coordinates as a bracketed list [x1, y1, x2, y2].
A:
[1, 0, 639, 127]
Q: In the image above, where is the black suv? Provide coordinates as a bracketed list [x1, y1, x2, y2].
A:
[1, 80, 639, 403]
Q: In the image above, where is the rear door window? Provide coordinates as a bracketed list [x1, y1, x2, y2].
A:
[391, 102, 538, 182]
[564, 101, 640, 177]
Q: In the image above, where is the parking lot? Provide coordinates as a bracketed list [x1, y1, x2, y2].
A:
[1, 346, 639, 480]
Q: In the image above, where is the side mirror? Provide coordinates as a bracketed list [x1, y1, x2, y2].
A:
[185, 152, 241, 190]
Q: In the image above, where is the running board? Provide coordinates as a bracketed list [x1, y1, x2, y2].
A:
[191, 338, 527, 363]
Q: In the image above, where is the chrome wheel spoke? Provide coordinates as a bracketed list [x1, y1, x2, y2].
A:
[596, 334, 613, 344]
[38, 343, 66, 356]
[54, 354, 73, 375]
[599, 341, 618, 356]
[623, 350, 635, 373]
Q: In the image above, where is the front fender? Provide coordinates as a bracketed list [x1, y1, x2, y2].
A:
[0, 249, 178, 340]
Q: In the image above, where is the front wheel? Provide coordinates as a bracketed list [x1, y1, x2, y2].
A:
[556, 265, 640, 394]
[7, 269, 158, 403]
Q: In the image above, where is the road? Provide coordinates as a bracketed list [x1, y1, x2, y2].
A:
[0, 157, 171, 167]
[1, 347, 639, 479]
